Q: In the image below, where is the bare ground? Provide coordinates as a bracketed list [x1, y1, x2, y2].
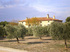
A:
[0, 46, 28, 52]
[0, 36, 70, 52]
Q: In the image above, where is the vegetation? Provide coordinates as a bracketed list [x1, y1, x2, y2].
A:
[66, 17, 70, 22]
[0, 17, 70, 49]
[0, 21, 9, 27]
[27, 27, 33, 36]
[63, 22, 70, 48]
[9, 22, 18, 26]
[49, 22, 70, 48]
[5, 24, 27, 43]
[26, 17, 40, 26]
[0, 26, 5, 38]
[49, 22, 63, 40]
[32, 26, 48, 39]
[19, 25, 27, 39]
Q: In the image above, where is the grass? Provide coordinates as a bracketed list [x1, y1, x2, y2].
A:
[0, 36, 70, 52]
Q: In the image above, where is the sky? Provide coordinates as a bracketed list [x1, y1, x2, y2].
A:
[0, 0, 70, 22]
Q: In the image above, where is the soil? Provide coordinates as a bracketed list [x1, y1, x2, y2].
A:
[0, 36, 70, 52]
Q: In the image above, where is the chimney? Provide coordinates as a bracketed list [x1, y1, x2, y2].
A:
[53, 15, 55, 19]
[47, 14, 49, 18]
[26, 17, 28, 19]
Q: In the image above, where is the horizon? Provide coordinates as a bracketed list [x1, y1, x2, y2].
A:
[0, 0, 70, 22]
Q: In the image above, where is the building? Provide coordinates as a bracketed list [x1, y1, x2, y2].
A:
[19, 14, 62, 28]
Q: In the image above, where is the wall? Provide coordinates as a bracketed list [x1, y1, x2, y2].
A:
[19, 20, 61, 28]
[18, 22, 28, 28]
[41, 21, 54, 26]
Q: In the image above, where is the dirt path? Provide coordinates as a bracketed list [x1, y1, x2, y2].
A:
[0, 46, 28, 52]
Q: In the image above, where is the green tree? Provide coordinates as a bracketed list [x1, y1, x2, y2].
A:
[43, 26, 49, 36]
[63, 22, 70, 48]
[18, 25, 27, 39]
[0, 26, 5, 38]
[49, 22, 70, 48]
[0, 21, 9, 27]
[66, 17, 70, 22]
[32, 26, 48, 39]
[27, 27, 33, 36]
[5, 25, 26, 43]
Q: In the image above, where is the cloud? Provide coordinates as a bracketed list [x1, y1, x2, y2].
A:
[0, 0, 26, 8]
[0, 0, 70, 22]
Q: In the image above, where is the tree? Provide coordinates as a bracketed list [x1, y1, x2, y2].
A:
[27, 27, 33, 36]
[5, 24, 27, 43]
[9, 22, 18, 26]
[26, 17, 31, 27]
[0, 21, 9, 27]
[26, 17, 40, 26]
[49, 22, 70, 48]
[32, 26, 48, 39]
[63, 22, 70, 48]
[9, 20, 18, 26]
[0, 26, 5, 38]
[43, 26, 49, 36]
[31, 17, 40, 26]
[18, 25, 27, 39]
[66, 17, 70, 22]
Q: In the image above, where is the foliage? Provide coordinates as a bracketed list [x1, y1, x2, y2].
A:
[31, 17, 40, 26]
[49, 22, 70, 48]
[26, 17, 40, 26]
[0, 26, 5, 37]
[18, 25, 27, 39]
[26, 18, 31, 26]
[32, 26, 48, 39]
[9, 22, 18, 26]
[5, 24, 27, 43]
[49, 22, 63, 40]
[63, 22, 70, 40]
[49, 22, 70, 40]
[0, 21, 9, 27]
[66, 17, 70, 22]
[26, 27, 33, 36]
[43, 26, 49, 36]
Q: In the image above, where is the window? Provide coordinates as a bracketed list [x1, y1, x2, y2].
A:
[40, 21, 42, 23]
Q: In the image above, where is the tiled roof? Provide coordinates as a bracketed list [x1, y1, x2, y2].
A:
[19, 17, 62, 22]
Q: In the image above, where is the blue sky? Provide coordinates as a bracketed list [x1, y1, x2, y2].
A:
[0, 0, 70, 22]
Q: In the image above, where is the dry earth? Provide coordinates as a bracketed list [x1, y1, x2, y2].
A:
[0, 36, 70, 52]
[0, 46, 27, 52]
[0, 46, 28, 52]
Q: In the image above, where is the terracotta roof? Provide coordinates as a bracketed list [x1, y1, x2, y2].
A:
[19, 17, 62, 22]
[19, 20, 26, 22]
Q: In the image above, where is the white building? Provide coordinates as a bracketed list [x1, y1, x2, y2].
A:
[19, 14, 62, 28]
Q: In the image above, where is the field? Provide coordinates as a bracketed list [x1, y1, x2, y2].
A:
[0, 36, 70, 52]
